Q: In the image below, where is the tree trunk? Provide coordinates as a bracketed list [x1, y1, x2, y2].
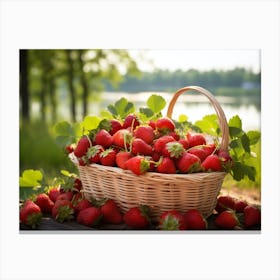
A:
[66, 50, 76, 122]
[20, 50, 30, 121]
[49, 77, 57, 123]
[40, 73, 47, 122]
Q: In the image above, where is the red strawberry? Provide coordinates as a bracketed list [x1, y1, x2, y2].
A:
[116, 151, 133, 169]
[134, 125, 155, 144]
[156, 117, 175, 132]
[52, 199, 74, 222]
[234, 200, 248, 213]
[159, 210, 187, 230]
[156, 157, 176, 174]
[188, 147, 208, 162]
[187, 133, 206, 147]
[48, 187, 61, 202]
[131, 138, 153, 156]
[243, 205, 261, 227]
[153, 135, 175, 153]
[77, 207, 102, 227]
[215, 195, 236, 213]
[34, 193, 54, 214]
[176, 152, 201, 173]
[100, 148, 117, 166]
[201, 154, 222, 171]
[56, 191, 74, 201]
[74, 199, 92, 215]
[123, 114, 140, 129]
[217, 149, 233, 171]
[78, 157, 87, 166]
[65, 144, 75, 154]
[109, 119, 123, 135]
[148, 120, 156, 130]
[178, 138, 189, 149]
[202, 143, 216, 156]
[95, 129, 113, 148]
[123, 205, 151, 229]
[112, 129, 132, 149]
[20, 200, 42, 229]
[214, 210, 239, 229]
[166, 131, 180, 141]
[184, 209, 207, 230]
[74, 136, 91, 157]
[162, 141, 184, 159]
[100, 199, 123, 224]
[86, 145, 104, 163]
[74, 178, 82, 192]
[125, 156, 150, 175]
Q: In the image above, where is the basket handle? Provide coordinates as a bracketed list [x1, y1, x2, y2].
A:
[166, 86, 229, 151]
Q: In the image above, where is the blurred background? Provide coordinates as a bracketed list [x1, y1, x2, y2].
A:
[20, 49, 261, 192]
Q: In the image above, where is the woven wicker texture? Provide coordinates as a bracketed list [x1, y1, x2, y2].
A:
[71, 86, 229, 221]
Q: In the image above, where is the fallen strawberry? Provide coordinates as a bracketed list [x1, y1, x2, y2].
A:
[215, 195, 236, 213]
[56, 191, 74, 202]
[234, 200, 248, 213]
[77, 207, 102, 227]
[34, 193, 54, 214]
[123, 205, 151, 229]
[20, 200, 42, 229]
[159, 210, 187, 230]
[74, 199, 92, 215]
[48, 187, 61, 202]
[52, 199, 74, 223]
[100, 199, 123, 224]
[243, 205, 261, 228]
[184, 209, 207, 230]
[214, 210, 239, 229]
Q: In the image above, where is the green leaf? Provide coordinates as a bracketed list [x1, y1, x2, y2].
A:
[107, 97, 135, 119]
[19, 169, 43, 187]
[231, 162, 256, 181]
[229, 115, 242, 129]
[55, 135, 74, 148]
[247, 130, 261, 145]
[54, 121, 73, 136]
[81, 116, 101, 131]
[147, 95, 166, 113]
[178, 114, 188, 122]
[139, 107, 154, 118]
[241, 133, 251, 153]
[194, 114, 219, 136]
[229, 127, 243, 138]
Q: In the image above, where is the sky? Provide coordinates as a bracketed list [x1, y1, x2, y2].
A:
[128, 49, 261, 73]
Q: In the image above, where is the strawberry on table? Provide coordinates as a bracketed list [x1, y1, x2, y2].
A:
[215, 195, 236, 213]
[125, 155, 150, 175]
[234, 200, 248, 213]
[184, 209, 207, 230]
[52, 199, 74, 223]
[131, 138, 153, 156]
[159, 210, 187, 230]
[34, 193, 54, 214]
[77, 207, 103, 227]
[175, 152, 201, 173]
[214, 210, 239, 229]
[74, 136, 92, 158]
[95, 129, 113, 148]
[156, 157, 176, 174]
[48, 187, 61, 202]
[100, 199, 123, 224]
[74, 199, 92, 215]
[243, 205, 261, 228]
[56, 191, 74, 202]
[20, 200, 42, 229]
[123, 205, 151, 229]
[100, 148, 117, 166]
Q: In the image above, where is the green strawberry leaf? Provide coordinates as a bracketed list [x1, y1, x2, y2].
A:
[81, 116, 101, 131]
[247, 130, 261, 145]
[231, 162, 256, 181]
[107, 97, 135, 119]
[178, 114, 188, 122]
[241, 133, 251, 153]
[194, 114, 219, 136]
[147, 94, 166, 113]
[228, 115, 243, 137]
[19, 169, 43, 187]
[139, 107, 154, 118]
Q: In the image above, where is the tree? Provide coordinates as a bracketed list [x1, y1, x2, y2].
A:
[20, 50, 30, 121]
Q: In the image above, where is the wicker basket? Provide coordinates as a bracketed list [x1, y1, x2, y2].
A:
[70, 86, 230, 221]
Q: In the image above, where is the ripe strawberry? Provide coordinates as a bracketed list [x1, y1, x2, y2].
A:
[217, 149, 233, 171]
[74, 136, 91, 157]
[52, 199, 74, 223]
[187, 133, 206, 147]
[166, 131, 180, 141]
[178, 138, 189, 149]
[215, 195, 236, 213]
[214, 210, 239, 229]
[65, 144, 75, 154]
[159, 210, 187, 230]
[56, 191, 74, 201]
[34, 193, 54, 214]
[78, 157, 87, 166]
[20, 200, 42, 229]
[131, 138, 153, 156]
[123, 114, 140, 129]
[116, 151, 132, 169]
[100, 148, 117, 166]
[162, 141, 184, 159]
[153, 135, 175, 153]
[176, 152, 201, 173]
[155, 117, 175, 132]
[109, 119, 123, 135]
[48, 187, 61, 202]
[202, 143, 216, 156]
[95, 129, 113, 148]
[201, 154, 222, 171]
[243, 205, 261, 227]
[156, 157, 176, 174]
[125, 156, 150, 175]
[234, 200, 248, 213]
[188, 147, 208, 162]
[184, 209, 207, 230]
[123, 205, 151, 229]
[134, 125, 155, 144]
[77, 207, 102, 227]
[112, 129, 132, 149]
[86, 145, 104, 163]
[148, 120, 156, 130]
[100, 199, 123, 224]
[74, 199, 92, 215]
[74, 178, 82, 192]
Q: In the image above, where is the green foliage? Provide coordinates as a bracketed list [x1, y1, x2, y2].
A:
[107, 97, 135, 119]
[146, 95, 166, 113]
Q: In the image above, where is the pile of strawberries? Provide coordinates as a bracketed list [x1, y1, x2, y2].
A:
[67, 114, 233, 175]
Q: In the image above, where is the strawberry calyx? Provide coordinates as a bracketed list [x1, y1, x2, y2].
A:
[164, 141, 184, 158]
[26, 212, 42, 229]
[55, 205, 74, 223]
[139, 205, 152, 225]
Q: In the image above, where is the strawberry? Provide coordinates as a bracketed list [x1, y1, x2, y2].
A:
[74, 136, 91, 157]
[109, 119, 123, 135]
[65, 144, 75, 154]
[166, 131, 180, 141]
[202, 143, 216, 156]
[188, 147, 208, 162]
[153, 135, 175, 153]
[201, 154, 222, 171]
[156, 157, 176, 174]
[148, 120, 156, 130]
[214, 210, 239, 229]
[162, 141, 184, 159]
[134, 125, 155, 144]
[116, 151, 132, 169]
[48, 187, 61, 202]
[217, 149, 233, 171]
[123, 205, 151, 229]
[77, 207, 102, 227]
[56, 191, 74, 201]
[86, 145, 104, 163]
[178, 138, 189, 149]
[34, 193, 54, 214]
[100, 148, 117, 166]
[155, 117, 175, 132]
[176, 152, 201, 173]
[20, 200, 42, 229]
[184, 209, 207, 230]
[74, 199, 92, 215]
[78, 157, 87, 166]
[52, 199, 74, 223]
[131, 138, 153, 156]
[125, 155, 150, 175]
[234, 200, 248, 213]
[123, 114, 140, 129]
[95, 129, 113, 148]
[74, 178, 82, 192]
[187, 133, 206, 147]
[100, 199, 123, 224]
[112, 129, 132, 149]
[243, 205, 261, 227]
[215, 195, 236, 213]
[159, 210, 187, 230]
